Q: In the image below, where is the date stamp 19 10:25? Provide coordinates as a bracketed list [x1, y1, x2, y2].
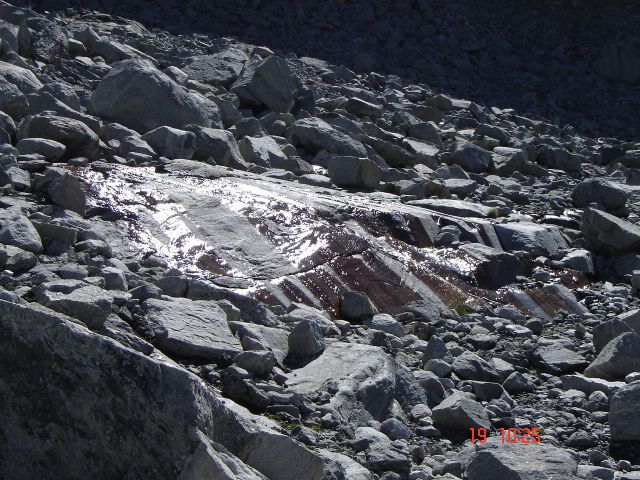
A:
[469, 427, 541, 444]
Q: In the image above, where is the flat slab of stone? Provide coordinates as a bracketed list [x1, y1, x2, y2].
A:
[144, 297, 241, 360]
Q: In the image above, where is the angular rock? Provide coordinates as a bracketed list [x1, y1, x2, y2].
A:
[187, 126, 248, 169]
[287, 318, 325, 359]
[593, 318, 634, 354]
[91, 59, 222, 132]
[432, 392, 491, 431]
[339, 290, 378, 322]
[16, 137, 66, 162]
[530, 343, 588, 375]
[0, 300, 323, 480]
[231, 55, 297, 113]
[0, 244, 36, 273]
[571, 178, 630, 211]
[452, 351, 501, 382]
[584, 332, 640, 381]
[238, 135, 287, 168]
[491, 146, 526, 175]
[495, 222, 567, 256]
[35, 285, 114, 329]
[452, 140, 492, 173]
[143, 297, 242, 361]
[0, 60, 42, 94]
[141, 126, 196, 159]
[581, 207, 640, 255]
[286, 342, 395, 425]
[288, 117, 367, 157]
[364, 313, 405, 338]
[460, 243, 525, 289]
[183, 48, 249, 87]
[610, 381, 640, 442]
[460, 437, 580, 480]
[233, 351, 275, 377]
[17, 113, 99, 158]
[327, 155, 383, 190]
[0, 211, 42, 254]
[538, 146, 583, 173]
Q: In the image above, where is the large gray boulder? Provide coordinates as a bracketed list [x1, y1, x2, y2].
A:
[530, 343, 588, 375]
[327, 156, 383, 190]
[286, 342, 396, 425]
[0, 211, 42, 254]
[143, 297, 242, 361]
[287, 318, 325, 359]
[491, 146, 526, 175]
[452, 351, 501, 382]
[231, 55, 297, 113]
[17, 16, 68, 63]
[460, 243, 525, 288]
[182, 48, 249, 87]
[91, 59, 222, 132]
[0, 300, 324, 480]
[581, 207, 640, 255]
[460, 437, 580, 480]
[238, 135, 287, 168]
[0, 60, 42, 94]
[451, 140, 492, 173]
[432, 392, 491, 432]
[571, 178, 630, 211]
[495, 222, 567, 257]
[141, 126, 196, 159]
[33, 285, 115, 329]
[584, 332, 640, 380]
[17, 112, 99, 158]
[187, 125, 248, 170]
[287, 117, 367, 157]
[610, 381, 640, 442]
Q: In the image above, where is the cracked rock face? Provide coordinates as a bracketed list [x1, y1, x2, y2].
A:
[1, 1, 640, 479]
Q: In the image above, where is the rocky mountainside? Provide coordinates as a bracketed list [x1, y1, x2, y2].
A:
[17, 0, 640, 142]
[0, 1, 640, 479]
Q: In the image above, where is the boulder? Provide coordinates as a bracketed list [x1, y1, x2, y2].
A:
[183, 48, 249, 87]
[143, 297, 242, 361]
[16, 137, 66, 161]
[452, 351, 501, 382]
[364, 313, 405, 338]
[141, 126, 196, 159]
[35, 285, 114, 329]
[495, 222, 567, 257]
[581, 207, 640, 255]
[0, 245, 36, 273]
[238, 135, 287, 168]
[187, 126, 248, 170]
[0, 211, 41, 254]
[17, 16, 68, 63]
[432, 392, 491, 431]
[593, 318, 634, 354]
[0, 300, 324, 480]
[610, 381, 640, 442]
[327, 156, 383, 190]
[460, 437, 580, 480]
[491, 146, 526, 175]
[286, 342, 395, 425]
[339, 290, 378, 321]
[91, 59, 222, 132]
[287, 318, 325, 359]
[17, 113, 99, 158]
[584, 332, 640, 381]
[231, 55, 297, 113]
[287, 117, 367, 157]
[530, 343, 588, 375]
[538, 146, 583, 173]
[409, 198, 491, 218]
[343, 97, 383, 119]
[460, 243, 525, 288]
[571, 178, 629, 211]
[451, 140, 492, 173]
[0, 60, 43, 94]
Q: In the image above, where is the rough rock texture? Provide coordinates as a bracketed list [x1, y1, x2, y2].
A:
[0, 300, 323, 480]
[91, 59, 222, 132]
[143, 297, 242, 361]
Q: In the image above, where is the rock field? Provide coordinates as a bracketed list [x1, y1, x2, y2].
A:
[0, 1, 640, 479]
